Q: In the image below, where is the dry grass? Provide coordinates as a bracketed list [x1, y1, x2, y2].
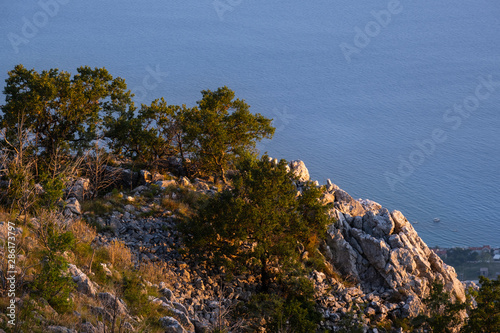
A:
[138, 261, 176, 286]
[108, 239, 133, 270]
[70, 219, 97, 244]
[161, 197, 190, 216]
[70, 292, 106, 326]
[0, 206, 12, 224]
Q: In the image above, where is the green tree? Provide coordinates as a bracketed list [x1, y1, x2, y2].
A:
[244, 276, 321, 332]
[31, 212, 76, 313]
[105, 98, 190, 170]
[1, 64, 133, 172]
[412, 282, 465, 333]
[182, 87, 274, 182]
[183, 155, 330, 291]
[0, 117, 37, 217]
[461, 276, 500, 333]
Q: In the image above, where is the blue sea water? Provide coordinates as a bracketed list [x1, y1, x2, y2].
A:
[1, 0, 499, 248]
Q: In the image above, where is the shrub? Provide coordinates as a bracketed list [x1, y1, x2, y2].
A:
[462, 276, 500, 333]
[412, 281, 465, 333]
[31, 216, 76, 313]
[243, 277, 321, 333]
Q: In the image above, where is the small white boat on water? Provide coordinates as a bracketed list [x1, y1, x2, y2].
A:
[433, 218, 440, 222]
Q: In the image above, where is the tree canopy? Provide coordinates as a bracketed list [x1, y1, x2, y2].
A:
[411, 281, 466, 333]
[183, 155, 331, 290]
[462, 276, 500, 333]
[1, 65, 273, 183]
[1, 64, 133, 163]
[182, 86, 275, 182]
[104, 97, 186, 167]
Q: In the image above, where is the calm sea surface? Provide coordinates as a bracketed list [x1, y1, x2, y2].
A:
[1, 0, 499, 247]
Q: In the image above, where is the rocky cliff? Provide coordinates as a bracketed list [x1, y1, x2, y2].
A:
[291, 161, 466, 330]
[2, 160, 467, 333]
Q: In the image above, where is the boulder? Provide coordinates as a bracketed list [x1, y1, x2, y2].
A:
[358, 199, 382, 213]
[351, 229, 390, 272]
[160, 287, 174, 301]
[334, 190, 365, 216]
[156, 180, 177, 189]
[193, 179, 210, 191]
[106, 167, 138, 190]
[169, 308, 195, 332]
[192, 319, 209, 333]
[321, 192, 336, 205]
[324, 224, 359, 280]
[289, 160, 310, 182]
[391, 210, 410, 233]
[63, 197, 81, 217]
[98, 292, 129, 316]
[68, 264, 98, 296]
[401, 296, 422, 318]
[159, 316, 186, 333]
[362, 209, 395, 238]
[78, 322, 103, 333]
[132, 185, 149, 194]
[179, 177, 191, 187]
[326, 179, 340, 192]
[66, 178, 90, 202]
[139, 170, 152, 185]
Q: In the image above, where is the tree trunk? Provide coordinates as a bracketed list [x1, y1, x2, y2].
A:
[219, 162, 227, 184]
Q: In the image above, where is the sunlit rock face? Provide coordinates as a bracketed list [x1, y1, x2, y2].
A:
[323, 182, 465, 306]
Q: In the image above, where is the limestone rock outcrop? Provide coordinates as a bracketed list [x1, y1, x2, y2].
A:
[67, 264, 98, 296]
[322, 181, 465, 306]
[289, 160, 310, 182]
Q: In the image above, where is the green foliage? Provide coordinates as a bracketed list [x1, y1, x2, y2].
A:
[2, 64, 273, 185]
[413, 277, 500, 332]
[242, 277, 321, 332]
[1, 65, 134, 165]
[336, 308, 365, 333]
[105, 98, 186, 169]
[182, 86, 274, 182]
[2, 153, 36, 215]
[82, 198, 114, 216]
[106, 86, 274, 180]
[444, 248, 479, 267]
[31, 220, 76, 313]
[121, 272, 154, 316]
[38, 172, 66, 210]
[461, 276, 500, 333]
[120, 271, 173, 329]
[15, 297, 43, 333]
[73, 242, 94, 268]
[183, 155, 330, 290]
[412, 282, 465, 333]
